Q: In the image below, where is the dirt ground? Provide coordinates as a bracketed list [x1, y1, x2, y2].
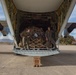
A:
[0, 44, 76, 75]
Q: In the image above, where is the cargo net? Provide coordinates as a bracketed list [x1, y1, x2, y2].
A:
[19, 26, 52, 49]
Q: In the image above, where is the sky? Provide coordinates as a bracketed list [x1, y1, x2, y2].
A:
[0, 3, 5, 20]
[0, 2, 76, 39]
[68, 5, 76, 22]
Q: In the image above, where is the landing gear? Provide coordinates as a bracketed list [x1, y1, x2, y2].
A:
[34, 65, 40, 67]
[34, 57, 41, 67]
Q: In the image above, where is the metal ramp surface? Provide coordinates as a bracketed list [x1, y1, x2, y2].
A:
[13, 48, 60, 57]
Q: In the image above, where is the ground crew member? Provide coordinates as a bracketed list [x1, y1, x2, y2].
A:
[20, 29, 31, 49]
[45, 27, 57, 49]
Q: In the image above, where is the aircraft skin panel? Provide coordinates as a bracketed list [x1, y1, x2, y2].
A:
[56, 0, 73, 34]
[56, 0, 75, 44]
[0, 0, 18, 47]
[58, 0, 76, 38]
[13, 0, 63, 12]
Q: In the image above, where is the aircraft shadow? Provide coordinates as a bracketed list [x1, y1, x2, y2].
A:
[41, 50, 76, 67]
[0, 52, 13, 54]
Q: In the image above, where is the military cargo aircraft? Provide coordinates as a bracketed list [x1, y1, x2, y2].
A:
[0, 0, 76, 57]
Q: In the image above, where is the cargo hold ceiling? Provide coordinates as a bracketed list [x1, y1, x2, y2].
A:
[13, 0, 63, 12]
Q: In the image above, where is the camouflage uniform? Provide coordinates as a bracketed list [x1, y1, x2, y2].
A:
[20, 29, 31, 49]
[45, 30, 56, 48]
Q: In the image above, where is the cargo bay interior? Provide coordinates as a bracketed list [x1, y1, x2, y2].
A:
[4, 0, 72, 48]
